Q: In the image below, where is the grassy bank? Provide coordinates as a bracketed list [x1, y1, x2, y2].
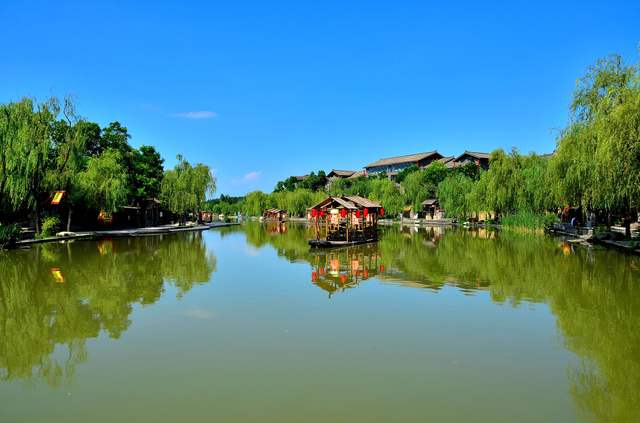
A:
[500, 211, 557, 232]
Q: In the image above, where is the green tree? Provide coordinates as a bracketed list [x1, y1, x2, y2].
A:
[101, 121, 132, 154]
[327, 178, 351, 196]
[244, 191, 269, 216]
[395, 164, 419, 183]
[160, 156, 215, 224]
[551, 54, 640, 235]
[437, 174, 474, 218]
[484, 149, 523, 217]
[191, 163, 217, 221]
[77, 149, 129, 214]
[75, 121, 103, 157]
[0, 98, 56, 232]
[454, 161, 480, 180]
[130, 145, 164, 201]
[402, 161, 449, 211]
[369, 178, 403, 217]
[47, 98, 92, 231]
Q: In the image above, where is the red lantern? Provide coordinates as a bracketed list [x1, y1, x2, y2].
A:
[356, 210, 361, 218]
[320, 210, 326, 217]
[363, 208, 368, 217]
[340, 208, 347, 218]
[364, 268, 369, 278]
[380, 207, 385, 216]
[311, 271, 317, 282]
[312, 209, 318, 217]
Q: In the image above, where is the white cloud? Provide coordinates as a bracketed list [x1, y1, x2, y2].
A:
[241, 171, 261, 182]
[171, 111, 218, 119]
[231, 171, 262, 185]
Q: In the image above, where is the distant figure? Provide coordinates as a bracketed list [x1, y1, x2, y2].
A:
[587, 211, 596, 228]
[570, 216, 576, 227]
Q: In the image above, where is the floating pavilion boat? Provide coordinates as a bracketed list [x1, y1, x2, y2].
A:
[307, 195, 384, 248]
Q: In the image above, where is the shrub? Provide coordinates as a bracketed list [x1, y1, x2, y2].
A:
[500, 211, 558, 230]
[40, 216, 61, 238]
[0, 223, 20, 249]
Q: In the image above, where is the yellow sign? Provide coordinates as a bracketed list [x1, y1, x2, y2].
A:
[51, 191, 65, 205]
[98, 209, 113, 224]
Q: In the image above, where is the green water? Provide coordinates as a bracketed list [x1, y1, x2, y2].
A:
[1, 222, 639, 423]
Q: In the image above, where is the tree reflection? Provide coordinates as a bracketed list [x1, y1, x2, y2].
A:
[245, 222, 640, 423]
[0, 232, 216, 386]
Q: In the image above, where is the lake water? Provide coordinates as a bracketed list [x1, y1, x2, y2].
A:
[1, 222, 639, 423]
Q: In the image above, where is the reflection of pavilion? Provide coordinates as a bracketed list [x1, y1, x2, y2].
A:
[265, 221, 288, 234]
[400, 225, 446, 245]
[308, 244, 384, 297]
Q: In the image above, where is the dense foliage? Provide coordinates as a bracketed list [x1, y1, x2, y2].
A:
[243, 189, 326, 217]
[0, 97, 216, 236]
[0, 223, 20, 249]
[204, 194, 244, 216]
[274, 170, 327, 192]
[436, 54, 640, 230]
[436, 150, 554, 222]
[160, 155, 216, 224]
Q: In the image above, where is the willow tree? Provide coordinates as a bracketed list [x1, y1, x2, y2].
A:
[368, 178, 403, 217]
[0, 98, 56, 232]
[243, 191, 269, 216]
[191, 162, 217, 221]
[483, 149, 524, 217]
[551, 54, 640, 234]
[160, 156, 216, 224]
[437, 173, 474, 218]
[77, 149, 129, 216]
[47, 98, 92, 231]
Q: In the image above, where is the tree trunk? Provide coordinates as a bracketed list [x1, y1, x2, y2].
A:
[624, 216, 631, 239]
[35, 208, 40, 235]
[67, 207, 73, 232]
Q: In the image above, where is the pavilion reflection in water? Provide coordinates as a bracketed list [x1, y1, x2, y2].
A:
[305, 225, 503, 296]
[308, 244, 384, 297]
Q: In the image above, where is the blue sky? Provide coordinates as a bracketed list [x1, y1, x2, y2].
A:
[1, 1, 639, 196]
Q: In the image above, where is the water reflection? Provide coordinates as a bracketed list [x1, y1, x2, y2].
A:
[0, 232, 216, 387]
[308, 244, 383, 297]
[247, 221, 640, 423]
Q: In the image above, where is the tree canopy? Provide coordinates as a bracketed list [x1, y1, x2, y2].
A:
[160, 155, 216, 222]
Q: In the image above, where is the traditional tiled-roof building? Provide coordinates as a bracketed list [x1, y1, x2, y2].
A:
[327, 169, 356, 179]
[450, 151, 490, 170]
[364, 151, 443, 176]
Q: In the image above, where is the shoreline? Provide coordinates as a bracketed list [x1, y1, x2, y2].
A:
[13, 222, 240, 248]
